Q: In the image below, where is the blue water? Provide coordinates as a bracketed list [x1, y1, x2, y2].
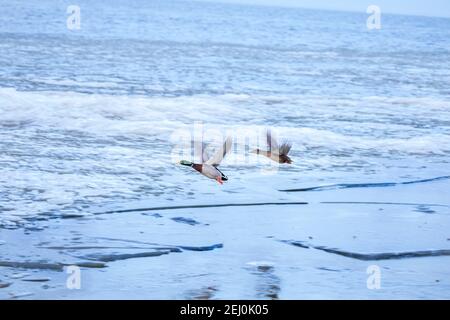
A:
[1, 0, 450, 97]
[2, 0, 450, 300]
[0, 0, 450, 227]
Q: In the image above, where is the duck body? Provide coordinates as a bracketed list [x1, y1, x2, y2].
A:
[253, 150, 292, 164]
[180, 161, 228, 184]
[199, 164, 224, 180]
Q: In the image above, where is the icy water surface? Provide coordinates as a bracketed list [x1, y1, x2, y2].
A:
[1, 0, 450, 299]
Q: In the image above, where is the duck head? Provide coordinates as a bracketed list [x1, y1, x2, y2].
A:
[179, 160, 193, 167]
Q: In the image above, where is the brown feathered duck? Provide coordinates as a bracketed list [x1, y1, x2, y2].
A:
[251, 129, 293, 164]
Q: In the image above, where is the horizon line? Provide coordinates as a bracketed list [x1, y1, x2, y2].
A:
[190, 0, 450, 20]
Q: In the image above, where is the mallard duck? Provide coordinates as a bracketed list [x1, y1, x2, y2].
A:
[179, 136, 232, 184]
[251, 129, 292, 164]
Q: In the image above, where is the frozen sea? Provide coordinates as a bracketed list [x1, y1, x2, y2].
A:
[0, 0, 450, 299]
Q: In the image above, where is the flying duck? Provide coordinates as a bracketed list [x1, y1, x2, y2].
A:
[179, 136, 233, 184]
[251, 129, 292, 164]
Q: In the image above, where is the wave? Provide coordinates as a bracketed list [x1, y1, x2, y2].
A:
[96, 201, 309, 215]
[1, 87, 449, 228]
[281, 240, 450, 261]
[320, 201, 450, 208]
[280, 175, 450, 192]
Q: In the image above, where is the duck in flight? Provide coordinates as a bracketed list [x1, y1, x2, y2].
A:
[251, 129, 293, 164]
[179, 136, 232, 185]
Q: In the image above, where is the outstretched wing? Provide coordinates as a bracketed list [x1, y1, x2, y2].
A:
[205, 136, 233, 167]
[279, 142, 292, 156]
[194, 140, 210, 163]
[267, 129, 279, 152]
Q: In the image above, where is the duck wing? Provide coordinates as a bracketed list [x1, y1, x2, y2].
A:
[205, 136, 233, 167]
[279, 142, 292, 156]
[194, 140, 210, 163]
[267, 129, 279, 152]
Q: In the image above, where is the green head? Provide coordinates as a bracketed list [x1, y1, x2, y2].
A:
[179, 160, 193, 166]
